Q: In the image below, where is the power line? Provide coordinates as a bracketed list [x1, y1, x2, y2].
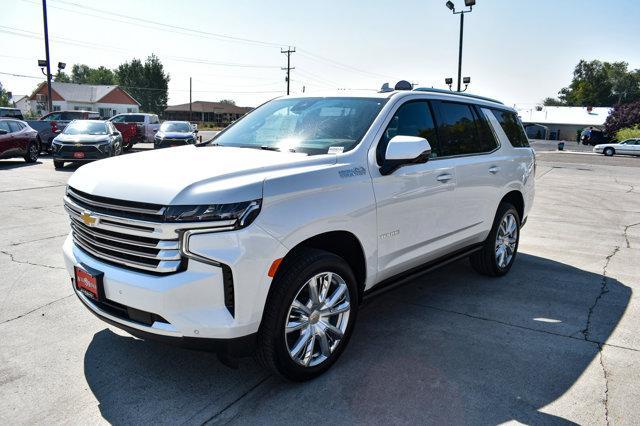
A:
[281, 47, 295, 95]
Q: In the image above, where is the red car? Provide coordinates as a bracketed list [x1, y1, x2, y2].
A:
[0, 119, 40, 163]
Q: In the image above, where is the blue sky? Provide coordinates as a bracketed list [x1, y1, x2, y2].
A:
[1, 0, 639, 107]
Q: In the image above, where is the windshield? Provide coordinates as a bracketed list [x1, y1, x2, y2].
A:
[212, 97, 386, 155]
[63, 121, 108, 135]
[160, 122, 192, 132]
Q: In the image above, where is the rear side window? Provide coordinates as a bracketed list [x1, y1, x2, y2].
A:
[436, 102, 498, 156]
[491, 109, 530, 147]
[7, 121, 23, 132]
[0, 121, 10, 132]
[378, 101, 439, 163]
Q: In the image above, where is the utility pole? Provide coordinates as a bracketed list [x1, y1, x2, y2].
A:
[281, 46, 295, 95]
[189, 77, 192, 122]
[41, 0, 53, 113]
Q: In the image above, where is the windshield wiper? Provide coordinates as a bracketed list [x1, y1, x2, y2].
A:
[260, 145, 281, 151]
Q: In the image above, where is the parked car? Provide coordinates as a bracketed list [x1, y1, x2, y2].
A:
[62, 85, 535, 381]
[51, 120, 123, 169]
[26, 110, 99, 153]
[0, 107, 24, 120]
[593, 138, 640, 156]
[109, 113, 160, 149]
[154, 121, 197, 149]
[0, 119, 39, 163]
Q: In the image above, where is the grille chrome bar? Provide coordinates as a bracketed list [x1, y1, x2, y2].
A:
[72, 235, 181, 274]
[67, 186, 165, 216]
[71, 224, 181, 261]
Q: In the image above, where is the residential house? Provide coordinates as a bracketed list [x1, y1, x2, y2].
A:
[515, 105, 612, 141]
[29, 82, 140, 118]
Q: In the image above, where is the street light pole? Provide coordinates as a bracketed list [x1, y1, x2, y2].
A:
[41, 0, 53, 113]
[445, 1, 475, 92]
[457, 11, 464, 92]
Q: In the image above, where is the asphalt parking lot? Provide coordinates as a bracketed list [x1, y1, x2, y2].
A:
[1, 150, 639, 424]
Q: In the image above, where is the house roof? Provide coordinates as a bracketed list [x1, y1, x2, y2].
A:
[515, 105, 612, 126]
[29, 82, 140, 106]
[165, 101, 253, 115]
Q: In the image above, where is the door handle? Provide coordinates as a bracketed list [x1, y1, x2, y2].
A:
[489, 166, 500, 174]
[436, 173, 453, 183]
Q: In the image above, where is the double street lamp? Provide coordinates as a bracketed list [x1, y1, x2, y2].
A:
[444, 0, 475, 92]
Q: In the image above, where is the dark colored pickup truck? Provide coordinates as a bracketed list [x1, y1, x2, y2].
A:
[26, 110, 99, 152]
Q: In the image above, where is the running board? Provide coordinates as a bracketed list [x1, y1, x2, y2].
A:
[363, 244, 483, 302]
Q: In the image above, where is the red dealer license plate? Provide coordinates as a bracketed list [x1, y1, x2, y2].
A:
[73, 151, 85, 159]
[74, 266, 103, 301]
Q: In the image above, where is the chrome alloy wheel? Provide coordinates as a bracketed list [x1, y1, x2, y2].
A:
[285, 272, 351, 367]
[495, 212, 518, 269]
[28, 143, 38, 160]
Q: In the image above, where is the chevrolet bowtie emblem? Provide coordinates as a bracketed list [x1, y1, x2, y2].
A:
[80, 211, 98, 227]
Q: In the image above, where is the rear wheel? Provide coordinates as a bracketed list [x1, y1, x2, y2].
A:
[23, 141, 39, 163]
[257, 248, 358, 381]
[470, 202, 520, 276]
[53, 160, 64, 169]
[604, 147, 615, 157]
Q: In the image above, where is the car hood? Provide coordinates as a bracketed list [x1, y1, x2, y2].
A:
[157, 131, 194, 139]
[67, 145, 336, 205]
[55, 134, 110, 143]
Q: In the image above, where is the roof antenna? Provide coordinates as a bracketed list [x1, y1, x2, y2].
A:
[379, 83, 392, 93]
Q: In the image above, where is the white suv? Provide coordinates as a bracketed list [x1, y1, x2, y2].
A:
[63, 85, 535, 381]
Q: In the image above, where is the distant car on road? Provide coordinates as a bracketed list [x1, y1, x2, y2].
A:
[108, 113, 160, 149]
[593, 139, 640, 157]
[51, 120, 123, 169]
[26, 110, 99, 153]
[154, 120, 197, 148]
[0, 107, 24, 120]
[0, 119, 39, 163]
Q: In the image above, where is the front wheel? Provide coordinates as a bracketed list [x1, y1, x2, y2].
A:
[257, 248, 358, 381]
[470, 202, 520, 276]
[603, 147, 615, 157]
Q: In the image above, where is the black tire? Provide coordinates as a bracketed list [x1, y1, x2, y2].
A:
[257, 248, 359, 381]
[23, 141, 39, 163]
[604, 147, 614, 157]
[53, 160, 64, 169]
[123, 141, 133, 152]
[470, 202, 520, 277]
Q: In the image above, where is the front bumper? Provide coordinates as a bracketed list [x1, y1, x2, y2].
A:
[63, 223, 288, 345]
[53, 143, 112, 161]
[154, 138, 195, 149]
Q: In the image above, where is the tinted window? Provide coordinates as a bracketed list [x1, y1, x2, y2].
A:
[491, 109, 530, 147]
[111, 114, 145, 123]
[150, 115, 160, 124]
[7, 121, 22, 132]
[0, 121, 11, 133]
[42, 112, 63, 121]
[437, 102, 498, 156]
[160, 122, 192, 132]
[378, 101, 439, 163]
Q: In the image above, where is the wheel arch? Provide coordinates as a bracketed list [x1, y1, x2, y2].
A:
[273, 230, 367, 302]
[500, 190, 525, 222]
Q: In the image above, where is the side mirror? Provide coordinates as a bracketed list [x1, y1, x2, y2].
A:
[0, 129, 8, 135]
[380, 135, 431, 176]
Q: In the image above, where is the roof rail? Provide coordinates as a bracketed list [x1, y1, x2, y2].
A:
[413, 87, 503, 105]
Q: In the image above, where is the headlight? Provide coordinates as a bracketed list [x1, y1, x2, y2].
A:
[164, 200, 261, 228]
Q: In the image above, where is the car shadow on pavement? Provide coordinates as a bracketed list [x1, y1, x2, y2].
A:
[83, 253, 630, 424]
[0, 160, 43, 169]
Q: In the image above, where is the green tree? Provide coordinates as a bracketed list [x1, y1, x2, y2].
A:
[116, 54, 169, 114]
[54, 70, 71, 82]
[542, 97, 564, 106]
[219, 99, 236, 105]
[552, 60, 640, 106]
[70, 64, 116, 85]
[0, 81, 10, 107]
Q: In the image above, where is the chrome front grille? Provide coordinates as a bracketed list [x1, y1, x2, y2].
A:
[64, 187, 182, 274]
